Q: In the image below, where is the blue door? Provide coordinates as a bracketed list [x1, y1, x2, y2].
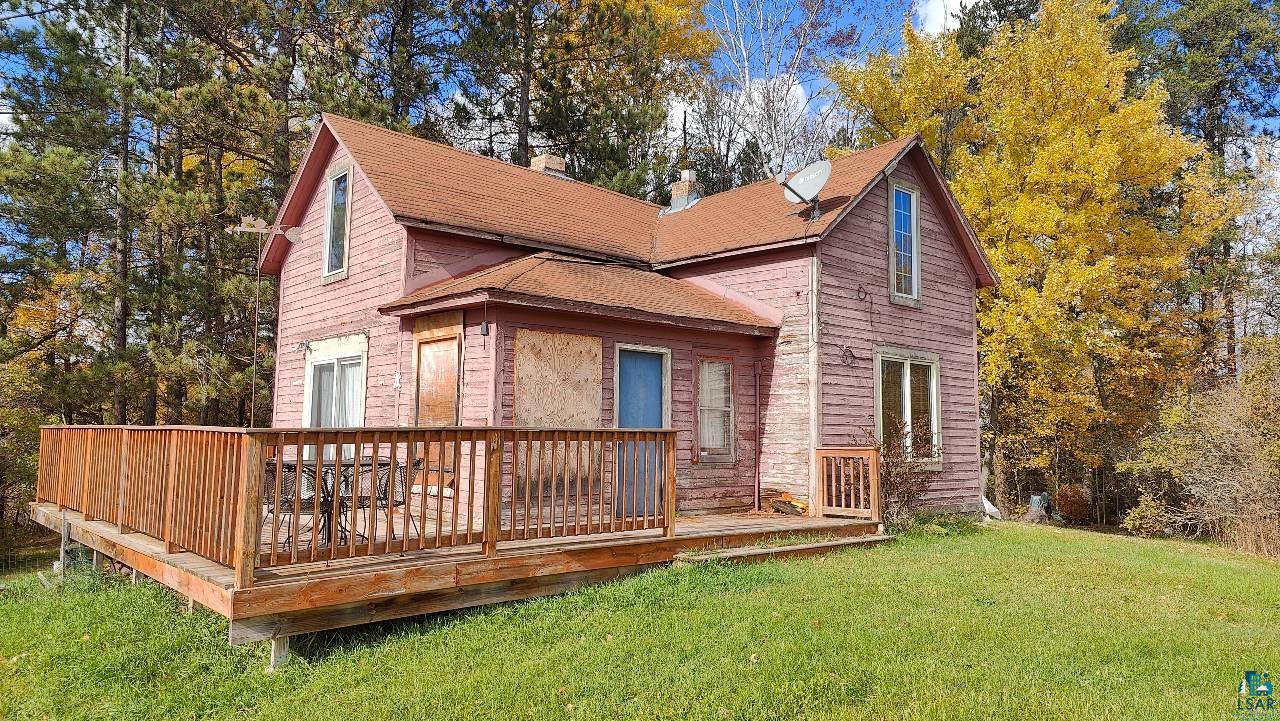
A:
[616, 349, 665, 519]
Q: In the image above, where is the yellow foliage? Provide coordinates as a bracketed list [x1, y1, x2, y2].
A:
[831, 0, 1239, 474]
[829, 21, 979, 175]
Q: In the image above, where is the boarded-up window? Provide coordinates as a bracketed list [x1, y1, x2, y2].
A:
[697, 359, 733, 462]
[416, 337, 460, 425]
[513, 328, 602, 427]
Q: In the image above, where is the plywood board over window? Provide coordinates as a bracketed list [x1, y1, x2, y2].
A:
[513, 328, 602, 427]
[413, 312, 463, 426]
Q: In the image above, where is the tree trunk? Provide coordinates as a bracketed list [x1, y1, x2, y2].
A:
[112, 0, 133, 424]
[514, 0, 534, 167]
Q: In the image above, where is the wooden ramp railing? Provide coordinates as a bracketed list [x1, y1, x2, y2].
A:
[816, 447, 881, 521]
[35, 426, 677, 590]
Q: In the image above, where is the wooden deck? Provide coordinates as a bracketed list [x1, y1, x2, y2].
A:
[31, 501, 878, 642]
[30, 425, 882, 647]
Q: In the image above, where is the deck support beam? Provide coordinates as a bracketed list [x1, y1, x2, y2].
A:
[268, 636, 290, 671]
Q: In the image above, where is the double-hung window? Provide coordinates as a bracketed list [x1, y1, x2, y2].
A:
[876, 349, 940, 461]
[324, 167, 351, 277]
[696, 359, 734, 462]
[890, 184, 919, 301]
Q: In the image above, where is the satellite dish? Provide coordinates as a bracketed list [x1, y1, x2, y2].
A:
[284, 226, 303, 243]
[779, 160, 831, 204]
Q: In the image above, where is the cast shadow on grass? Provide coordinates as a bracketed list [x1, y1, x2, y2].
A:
[288, 560, 794, 663]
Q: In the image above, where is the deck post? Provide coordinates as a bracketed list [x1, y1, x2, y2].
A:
[162, 431, 180, 553]
[232, 432, 263, 589]
[116, 428, 131, 534]
[868, 448, 882, 525]
[663, 431, 677, 538]
[483, 430, 502, 557]
[268, 635, 290, 671]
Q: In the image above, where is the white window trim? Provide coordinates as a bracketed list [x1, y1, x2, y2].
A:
[322, 164, 353, 281]
[888, 181, 921, 306]
[872, 346, 942, 467]
[613, 343, 672, 428]
[300, 332, 368, 428]
[695, 358, 735, 463]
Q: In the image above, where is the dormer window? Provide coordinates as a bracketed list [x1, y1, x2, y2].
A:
[324, 167, 351, 278]
[890, 184, 919, 302]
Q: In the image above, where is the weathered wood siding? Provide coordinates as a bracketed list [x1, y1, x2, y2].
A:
[493, 307, 760, 514]
[670, 247, 814, 503]
[273, 146, 502, 429]
[817, 151, 981, 511]
[273, 143, 408, 428]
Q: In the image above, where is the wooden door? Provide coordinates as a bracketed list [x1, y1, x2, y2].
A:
[415, 337, 460, 426]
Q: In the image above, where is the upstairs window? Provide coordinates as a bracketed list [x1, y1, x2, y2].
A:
[324, 168, 351, 276]
[697, 359, 734, 462]
[877, 351, 939, 460]
[892, 185, 919, 300]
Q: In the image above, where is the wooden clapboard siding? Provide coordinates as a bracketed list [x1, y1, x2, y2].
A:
[817, 152, 982, 511]
[670, 247, 815, 503]
[406, 227, 523, 291]
[273, 142, 408, 428]
[494, 307, 760, 515]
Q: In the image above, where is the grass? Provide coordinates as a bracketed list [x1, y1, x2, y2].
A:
[2, 522, 1278, 720]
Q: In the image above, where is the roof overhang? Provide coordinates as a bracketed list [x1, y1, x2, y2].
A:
[380, 289, 780, 337]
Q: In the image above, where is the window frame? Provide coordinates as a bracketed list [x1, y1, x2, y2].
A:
[694, 356, 735, 464]
[872, 346, 941, 467]
[321, 164, 353, 282]
[300, 333, 368, 429]
[887, 180, 921, 307]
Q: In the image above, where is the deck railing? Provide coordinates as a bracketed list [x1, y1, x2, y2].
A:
[35, 426, 677, 589]
[816, 447, 882, 521]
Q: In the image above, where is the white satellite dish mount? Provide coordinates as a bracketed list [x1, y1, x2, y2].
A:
[777, 159, 831, 220]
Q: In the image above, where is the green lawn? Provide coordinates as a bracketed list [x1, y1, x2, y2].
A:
[1, 521, 1277, 720]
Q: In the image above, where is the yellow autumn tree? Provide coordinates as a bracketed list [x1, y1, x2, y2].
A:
[830, 0, 1236, 509]
[829, 21, 978, 177]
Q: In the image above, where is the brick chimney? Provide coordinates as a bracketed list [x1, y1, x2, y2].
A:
[669, 168, 699, 210]
[531, 153, 569, 178]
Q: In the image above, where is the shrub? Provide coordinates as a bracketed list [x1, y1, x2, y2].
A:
[1121, 494, 1166, 538]
[867, 421, 939, 533]
[1054, 484, 1090, 525]
[1124, 339, 1280, 558]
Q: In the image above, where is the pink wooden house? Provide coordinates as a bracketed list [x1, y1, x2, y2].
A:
[259, 114, 996, 518]
[31, 112, 996, 657]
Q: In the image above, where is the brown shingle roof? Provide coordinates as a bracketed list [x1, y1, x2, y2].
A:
[323, 114, 660, 262]
[321, 115, 928, 267]
[262, 114, 994, 286]
[650, 137, 918, 264]
[380, 252, 779, 335]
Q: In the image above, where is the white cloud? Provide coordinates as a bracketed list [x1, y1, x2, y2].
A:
[916, 0, 965, 34]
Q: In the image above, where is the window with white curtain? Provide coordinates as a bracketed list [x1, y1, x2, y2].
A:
[877, 350, 939, 460]
[302, 333, 367, 460]
[697, 359, 734, 462]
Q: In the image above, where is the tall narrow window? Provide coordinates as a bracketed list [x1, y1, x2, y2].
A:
[325, 170, 350, 275]
[892, 186, 918, 299]
[877, 351, 938, 460]
[697, 359, 734, 462]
